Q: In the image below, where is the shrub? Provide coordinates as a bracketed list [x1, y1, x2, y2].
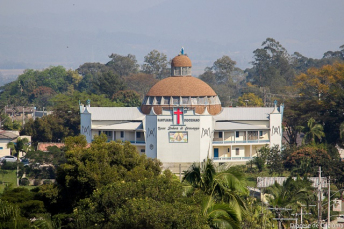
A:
[1, 161, 17, 170]
[33, 179, 42, 186]
[43, 179, 52, 185]
[20, 178, 30, 186]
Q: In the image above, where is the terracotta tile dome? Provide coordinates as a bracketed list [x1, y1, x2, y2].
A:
[146, 76, 217, 97]
[171, 55, 192, 67]
[141, 76, 222, 115]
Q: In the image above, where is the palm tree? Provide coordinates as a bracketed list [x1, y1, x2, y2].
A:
[7, 137, 29, 158]
[183, 159, 248, 228]
[202, 196, 241, 229]
[7, 137, 30, 186]
[183, 159, 248, 202]
[340, 122, 344, 140]
[302, 118, 325, 144]
[264, 177, 316, 228]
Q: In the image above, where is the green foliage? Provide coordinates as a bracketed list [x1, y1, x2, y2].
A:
[248, 38, 294, 93]
[241, 197, 275, 229]
[112, 90, 141, 107]
[75, 171, 207, 228]
[0, 66, 82, 109]
[2, 119, 22, 131]
[19, 178, 29, 186]
[251, 146, 269, 172]
[264, 177, 316, 211]
[1, 161, 17, 170]
[266, 145, 284, 176]
[142, 49, 169, 80]
[47, 135, 162, 213]
[7, 137, 30, 157]
[106, 53, 139, 77]
[301, 117, 325, 144]
[183, 159, 248, 228]
[1, 187, 47, 219]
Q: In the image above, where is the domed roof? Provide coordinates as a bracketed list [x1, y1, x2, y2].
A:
[171, 55, 192, 67]
[146, 76, 217, 97]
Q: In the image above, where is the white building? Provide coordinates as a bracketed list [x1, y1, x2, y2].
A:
[80, 52, 283, 166]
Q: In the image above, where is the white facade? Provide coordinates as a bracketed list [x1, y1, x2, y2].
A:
[80, 103, 283, 164]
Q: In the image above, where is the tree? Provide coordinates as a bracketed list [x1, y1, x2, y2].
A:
[91, 71, 126, 98]
[48, 135, 162, 213]
[248, 38, 294, 93]
[183, 159, 248, 228]
[199, 56, 237, 85]
[7, 137, 29, 157]
[124, 73, 159, 99]
[251, 146, 269, 172]
[202, 196, 243, 229]
[112, 90, 141, 107]
[284, 146, 332, 177]
[142, 49, 169, 80]
[264, 177, 316, 228]
[266, 145, 284, 176]
[106, 53, 139, 77]
[74, 171, 207, 229]
[237, 93, 263, 107]
[301, 118, 325, 144]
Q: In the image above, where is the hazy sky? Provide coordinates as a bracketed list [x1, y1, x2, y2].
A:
[0, 0, 343, 73]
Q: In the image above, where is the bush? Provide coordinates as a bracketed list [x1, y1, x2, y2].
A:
[1, 161, 17, 170]
[20, 178, 30, 186]
[33, 179, 42, 186]
[43, 179, 52, 185]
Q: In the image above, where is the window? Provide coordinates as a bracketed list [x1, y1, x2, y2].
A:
[120, 131, 124, 138]
[136, 132, 141, 138]
[219, 132, 223, 138]
[236, 148, 240, 156]
[99, 131, 101, 136]
[173, 97, 180, 105]
[236, 131, 239, 138]
[156, 96, 162, 105]
[104, 131, 111, 137]
[149, 97, 154, 105]
[182, 97, 189, 105]
[191, 97, 197, 105]
[174, 67, 181, 76]
[140, 149, 145, 154]
[182, 67, 188, 75]
[0, 147, 3, 150]
[259, 131, 263, 137]
[164, 97, 170, 105]
[227, 148, 230, 152]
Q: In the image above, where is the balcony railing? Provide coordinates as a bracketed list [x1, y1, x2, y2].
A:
[213, 157, 253, 161]
[129, 141, 146, 144]
[212, 140, 269, 144]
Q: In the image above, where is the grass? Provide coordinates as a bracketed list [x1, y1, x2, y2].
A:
[0, 169, 17, 193]
[244, 167, 291, 188]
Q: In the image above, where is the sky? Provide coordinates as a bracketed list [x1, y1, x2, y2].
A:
[0, 0, 343, 74]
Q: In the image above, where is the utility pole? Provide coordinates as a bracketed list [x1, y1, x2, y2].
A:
[300, 205, 316, 228]
[318, 166, 322, 229]
[328, 176, 331, 228]
[22, 106, 24, 128]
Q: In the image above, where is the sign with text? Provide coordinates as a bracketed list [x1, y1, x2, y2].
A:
[169, 131, 188, 143]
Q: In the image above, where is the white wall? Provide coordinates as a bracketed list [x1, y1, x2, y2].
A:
[269, 110, 282, 149]
[80, 111, 92, 143]
[145, 115, 157, 159]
